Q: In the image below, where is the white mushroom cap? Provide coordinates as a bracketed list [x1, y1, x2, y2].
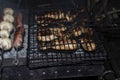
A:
[0, 21, 13, 32]
[3, 8, 14, 15]
[0, 30, 10, 38]
[3, 14, 14, 23]
[0, 38, 12, 50]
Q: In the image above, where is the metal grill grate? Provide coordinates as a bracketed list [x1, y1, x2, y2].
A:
[27, 8, 107, 69]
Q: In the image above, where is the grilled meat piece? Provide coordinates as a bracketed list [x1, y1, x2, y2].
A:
[0, 30, 10, 38]
[73, 27, 83, 37]
[35, 11, 78, 24]
[13, 26, 24, 49]
[39, 38, 78, 50]
[13, 13, 25, 49]
[37, 34, 57, 42]
[49, 27, 66, 32]
[52, 38, 78, 50]
[81, 27, 93, 35]
[80, 38, 96, 51]
[37, 29, 58, 42]
[72, 27, 93, 37]
[15, 13, 23, 28]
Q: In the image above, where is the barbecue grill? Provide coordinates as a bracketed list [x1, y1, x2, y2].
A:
[3, 0, 119, 80]
[27, 7, 107, 69]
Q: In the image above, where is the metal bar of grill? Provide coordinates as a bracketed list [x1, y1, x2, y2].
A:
[27, 8, 107, 69]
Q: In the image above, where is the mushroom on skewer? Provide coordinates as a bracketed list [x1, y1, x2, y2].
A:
[0, 30, 10, 38]
[0, 21, 13, 32]
[3, 14, 14, 23]
[3, 8, 14, 15]
[0, 38, 12, 50]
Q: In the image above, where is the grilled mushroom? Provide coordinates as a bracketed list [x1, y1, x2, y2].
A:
[0, 21, 13, 32]
[3, 8, 14, 15]
[0, 38, 12, 50]
[3, 14, 14, 23]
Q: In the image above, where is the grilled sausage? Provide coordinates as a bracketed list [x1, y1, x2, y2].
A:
[15, 13, 23, 28]
[13, 13, 24, 49]
[13, 26, 24, 48]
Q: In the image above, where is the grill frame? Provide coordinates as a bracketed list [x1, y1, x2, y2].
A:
[27, 7, 107, 69]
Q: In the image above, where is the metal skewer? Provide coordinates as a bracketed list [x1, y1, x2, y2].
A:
[13, 48, 19, 65]
[0, 49, 4, 79]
